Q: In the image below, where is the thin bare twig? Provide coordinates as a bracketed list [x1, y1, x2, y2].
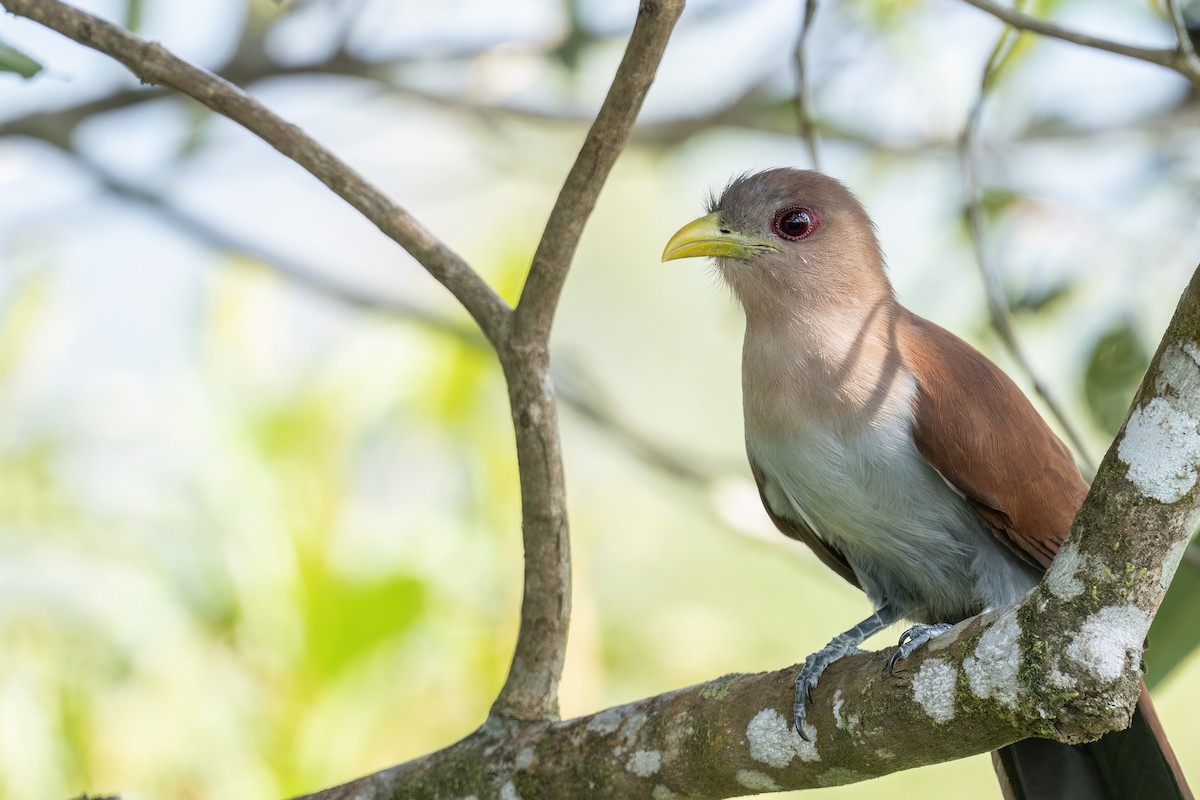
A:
[961, 0, 1200, 86]
[490, 0, 686, 722]
[1166, 0, 1199, 64]
[512, 1, 684, 343]
[959, 21, 1096, 474]
[77, 152, 732, 488]
[74, 155, 486, 345]
[0, 0, 514, 346]
[792, 0, 821, 170]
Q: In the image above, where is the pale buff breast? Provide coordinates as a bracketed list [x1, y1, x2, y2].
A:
[742, 322, 1039, 623]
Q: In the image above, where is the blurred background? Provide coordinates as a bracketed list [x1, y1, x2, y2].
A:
[1, 0, 1198, 797]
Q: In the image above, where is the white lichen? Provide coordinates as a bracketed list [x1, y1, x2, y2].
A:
[1181, 339, 1200, 369]
[746, 709, 794, 768]
[500, 781, 521, 800]
[626, 750, 662, 778]
[586, 708, 622, 735]
[1161, 539, 1190, 592]
[875, 748, 895, 760]
[619, 711, 648, 746]
[1118, 397, 1200, 503]
[1045, 540, 1086, 600]
[912, 658, 957, 723]
[831, 690, 846, 730]
[963, 610, 1021, 708]
[746, 708, 819, 767]
[1048, 667, 1077, 690]
[736, 769, 781, 791]
[1157, 342, 1200, 410]
[514, 747, 534, 770]
[651, 785, 678, 800]
[1066, 605, 1151, 682]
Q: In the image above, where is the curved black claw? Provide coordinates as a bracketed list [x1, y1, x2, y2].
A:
[793, 640, 863, 739]
[886, 623, 953, 675]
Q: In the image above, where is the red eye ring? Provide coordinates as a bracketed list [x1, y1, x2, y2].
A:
[772, 206, 821, 241]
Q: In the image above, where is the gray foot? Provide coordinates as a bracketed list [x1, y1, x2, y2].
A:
[792, 608, 896, 739]
[886, 623, 953, 673]
[793, 637, 863, 737]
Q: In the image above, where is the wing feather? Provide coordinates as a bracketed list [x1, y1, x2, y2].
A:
[899, 312, 1087, 570]
[749, 458, 861, 588]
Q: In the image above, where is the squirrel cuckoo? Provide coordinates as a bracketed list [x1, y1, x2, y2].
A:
[662, 168, 1191, 800]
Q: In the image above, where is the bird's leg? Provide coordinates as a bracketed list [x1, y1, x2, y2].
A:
[794, 606, 896, 737]
[886, 623, 954, 673]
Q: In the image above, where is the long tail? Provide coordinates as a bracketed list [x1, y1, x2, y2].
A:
[992, 680, 1191, 800]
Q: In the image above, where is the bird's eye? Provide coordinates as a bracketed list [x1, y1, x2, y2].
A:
[772, 206, 821, 241]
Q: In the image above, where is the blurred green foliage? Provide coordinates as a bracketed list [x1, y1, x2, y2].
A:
[1084, 320, 1151, 438]
[0, 42, 41, 79]
[2, 0, 1200, 798]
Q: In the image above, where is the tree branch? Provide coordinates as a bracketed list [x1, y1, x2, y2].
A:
[1166, 0, 1198, 64]
[0, 0, 513, 346]
[511, 0, 685, 344]
[81, 154, 488, 340]
[961, 0, 1200, 85]
[959, 21, 1096, 473]
[488, 0, 686, 723]
[792, 0, 821, 170]
[296, 265, 1200, 799]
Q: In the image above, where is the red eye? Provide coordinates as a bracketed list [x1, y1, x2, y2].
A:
[772, 206, 821, 241]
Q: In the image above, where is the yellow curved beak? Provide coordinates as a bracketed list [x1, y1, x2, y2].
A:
[661, 212, 774, 262]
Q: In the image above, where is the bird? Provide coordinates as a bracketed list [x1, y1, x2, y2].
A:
[661, 168, 1191, 800]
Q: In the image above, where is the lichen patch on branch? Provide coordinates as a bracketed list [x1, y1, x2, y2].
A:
[746, 708, 820, 767]
[625, 749, 661, 777]
[585, 708, 623, 735]
[1118, 341, 1200, 503]
[1119, 397, 1200, 502]
[831, 689, 846, 730]
[912, 658, 958, 724]
[1045, 540, 1086, 600]
[736, 769, 782, 791]
[1161, 539, 1191, 592]
[963, 610, 1021, 708]
[1065, 605, 1151, 682]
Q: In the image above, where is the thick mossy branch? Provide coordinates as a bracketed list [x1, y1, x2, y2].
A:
[298, 265, 1200, 800]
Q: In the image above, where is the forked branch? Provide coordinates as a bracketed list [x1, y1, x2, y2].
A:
[0, 0, 513, 345]
[490, 0, 685, 721]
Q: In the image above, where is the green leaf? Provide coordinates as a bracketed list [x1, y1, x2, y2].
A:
[125, 0, 145, 31]
[1146, 536, 1200, 689]
[1083, 320, 1150, 436]
[978, 188, 1021, 223]
[1007, 279, 1074, 315]
[0, 41, 42, 79]
[301, 569, 427, 681]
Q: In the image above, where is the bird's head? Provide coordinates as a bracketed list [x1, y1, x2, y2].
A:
[662, 168, 891, 316]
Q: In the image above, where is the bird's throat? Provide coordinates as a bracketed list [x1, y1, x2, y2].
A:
[741, 296, 912, 438]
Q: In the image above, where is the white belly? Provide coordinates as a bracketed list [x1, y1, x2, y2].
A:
[749, 416, 1038, 623]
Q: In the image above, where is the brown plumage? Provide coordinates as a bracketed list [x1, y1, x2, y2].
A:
[663, 167, 1191, 799]
[902, 312, 1086, 570]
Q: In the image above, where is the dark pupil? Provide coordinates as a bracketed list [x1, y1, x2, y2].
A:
[782, 211, 810, 236]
